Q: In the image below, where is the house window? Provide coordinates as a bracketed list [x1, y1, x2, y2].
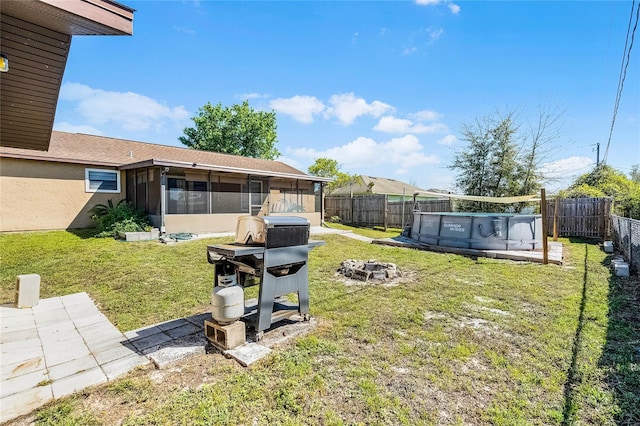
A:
[85, 168, 120, 193]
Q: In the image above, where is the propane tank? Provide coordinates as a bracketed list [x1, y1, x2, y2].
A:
[211, 274, 244, 324]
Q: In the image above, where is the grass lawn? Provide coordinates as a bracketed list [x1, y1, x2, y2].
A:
[1, 228, 638, 425]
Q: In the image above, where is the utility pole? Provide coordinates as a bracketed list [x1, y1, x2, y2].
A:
[596, 142, 600, 166]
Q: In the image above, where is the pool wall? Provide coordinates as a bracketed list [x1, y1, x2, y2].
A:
[410, 212, 542, 251]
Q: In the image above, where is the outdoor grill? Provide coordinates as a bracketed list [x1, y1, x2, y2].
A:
[206, 216, 325, 342]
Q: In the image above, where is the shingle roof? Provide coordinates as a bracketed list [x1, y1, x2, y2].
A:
[0, 131, 323, 180]
[331, 175, 428, 195]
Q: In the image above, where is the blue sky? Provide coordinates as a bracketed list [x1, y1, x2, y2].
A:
[54, 0, 639, 192]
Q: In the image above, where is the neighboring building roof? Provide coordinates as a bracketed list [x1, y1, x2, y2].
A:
[331, 175, 428, 196]
[0, 131, 330, 182]
[1, 0, 135, 151]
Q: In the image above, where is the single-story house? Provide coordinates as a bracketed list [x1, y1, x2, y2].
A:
[0, 131, 331, 234]
[329, 175, 444, 202]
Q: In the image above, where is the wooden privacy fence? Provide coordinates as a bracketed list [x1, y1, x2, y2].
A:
[545, 197, 612, 238]
[325, 195, 451, 229]
[326, 194, 612, 237]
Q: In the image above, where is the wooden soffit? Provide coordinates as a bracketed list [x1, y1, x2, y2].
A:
[0, 0, 134, 151]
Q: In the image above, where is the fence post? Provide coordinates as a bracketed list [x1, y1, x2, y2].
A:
[553, 197, 559, 241]
[401, 188, 406, 231]
[629, 219, 633, 262]
[384, 194, 388, 231]
[541, 189, 548, 264]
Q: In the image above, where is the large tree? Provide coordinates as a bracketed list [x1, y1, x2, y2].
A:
[450, 112, 523, 212]
[307, 158, 354, 194]
[450, 106, 563, 212]
[179, 101, 280, 160]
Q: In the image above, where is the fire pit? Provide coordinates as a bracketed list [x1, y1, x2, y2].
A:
[338, 259, 400, 282]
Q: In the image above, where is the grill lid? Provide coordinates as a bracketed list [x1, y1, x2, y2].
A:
[235, 216, 310, 247]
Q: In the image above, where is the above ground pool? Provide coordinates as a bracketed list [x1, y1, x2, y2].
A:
[410, 212, 542, 251]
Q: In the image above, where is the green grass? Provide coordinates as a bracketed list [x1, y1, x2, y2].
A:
[322, 222, 402, 239]
[1, 228, 638, 425]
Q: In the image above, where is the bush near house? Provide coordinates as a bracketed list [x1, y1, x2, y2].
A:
[90, 199, 151, 238]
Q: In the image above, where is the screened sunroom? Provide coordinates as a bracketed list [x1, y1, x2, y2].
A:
[121, 159, 329, 234]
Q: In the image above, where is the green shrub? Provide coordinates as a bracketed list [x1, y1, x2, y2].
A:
[90, 200, 150, 238]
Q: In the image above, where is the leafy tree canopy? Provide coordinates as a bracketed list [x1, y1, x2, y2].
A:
[307, 158, 355, 194]
[557, 165, 640, 219]
[451, 112, 532, 212]
[179, 101, 280, 160]
[449, 104, 564, 213]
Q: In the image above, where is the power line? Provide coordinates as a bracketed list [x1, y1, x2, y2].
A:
[602, 0, 639, 165]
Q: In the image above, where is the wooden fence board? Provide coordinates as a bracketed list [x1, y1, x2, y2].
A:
[325, 195, 451, 228]
[545, 197, 612, 238]
[327, 195, 611, 238]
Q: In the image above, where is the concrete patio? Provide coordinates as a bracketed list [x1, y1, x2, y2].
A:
[0, 293, 211, 423]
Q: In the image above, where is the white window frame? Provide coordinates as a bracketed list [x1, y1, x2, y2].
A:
[85, 168, 121, 193]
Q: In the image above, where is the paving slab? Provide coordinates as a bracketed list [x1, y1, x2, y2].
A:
[0, 368, 49, 398]
[33, 307, 71, 326]
[0, 304, 35, 319]
[51, 366, 108, 399]
[39, 325, 80, 347]
[125, 325, 164, 340]
[1, 338, 44, 366]
[72, 312, 110, 329]
[31, 297, 64, 312]
[0, 385, 53, 424]
[156, 318, 190, 332]
[225, 343, 272, 367]
[1, 356, 46, 382]
[146, 334, 206, 369]
[1, 327, 39, 344]
[42, 336, 91, 367]
[100, 353, 150, 381]
[60, 292, 93, 307]
[165, 322, 200, 339]
[133, 332, 174, 352]
[184, 313, 210, 328]
[1, 316, 37, 333]
[48, 354, 100, 381]
[93, 341, 138, 365]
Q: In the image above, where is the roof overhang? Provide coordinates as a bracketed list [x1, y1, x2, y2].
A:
[0, 0, 135, 151]
[119, 159, 334, 183]
[0, 150, 120, 167]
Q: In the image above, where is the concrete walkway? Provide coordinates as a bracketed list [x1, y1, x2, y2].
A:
[0, 293, 210, 423]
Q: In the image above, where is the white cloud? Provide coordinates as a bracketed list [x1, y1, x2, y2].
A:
[410, 110, 443, 121]
[237, 92, 269, 100]
[270, 95, 325, 124]
[414, 0, 461, 14]
[538, 156, 594, 179]
[373, 116, 448, 134]
[438, 135, 457, 145]
[276, 155, 305, 172]
[403, 47, 418, 56]
[290, 134, 439, 175]
[325, 93, 394, 125]
[427, 27, 444, 42]
[53, 122, 104, 136]
[59, 83, 190, 132]
[174, 25, 196, 35]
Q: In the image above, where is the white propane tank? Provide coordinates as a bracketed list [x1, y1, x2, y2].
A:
[211, 274, 244, 324]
